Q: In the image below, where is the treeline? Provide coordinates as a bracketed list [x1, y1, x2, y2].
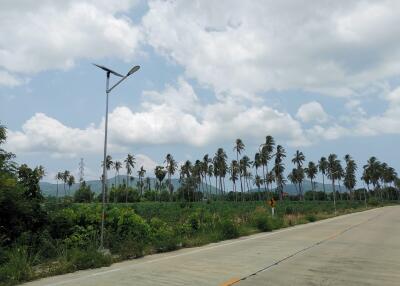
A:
[56, 137, 400, 203]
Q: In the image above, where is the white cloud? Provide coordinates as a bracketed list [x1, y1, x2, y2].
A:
[0, 0, 141, 77]
[296, 101, 328, 123]
[6, 79, 311, 156]
[143, 0, 400, 97]
[0, 70, 22, 87]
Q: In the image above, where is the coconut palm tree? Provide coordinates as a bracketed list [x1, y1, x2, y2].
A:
[273, 145, 286, 200]
[234, 139, 245, 195]
[62, 170, 70, 196]
[260, 135, 275, 193]
[137, 166, 146, 198]
[318, 157, 328, 195]
[266, 171, 275, 198]
[305, 161, 318, 200]
[214, 148, 228, 196]
[327, 154, 340, 213]
[165, 154, 178, 199]
[207, 164, 214, 199]
[124, 154, 135, 188]
[55, 172, 63, 200]
[344, 155, 357, 200]
[67, 174, 75, 195]
[240, 155, 252, 195]
[154, 166, 167, 202]
[229, 160, 239, 202]
[292, 150, 305, 200]
[203, 154, 212, 197]
[113, 161, 122, 188]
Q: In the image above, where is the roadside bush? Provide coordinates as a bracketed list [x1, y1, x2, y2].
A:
[109, 208, 151, 258]
[219, 220, 239, 239]
[251, 208, 274, 232]
[305, 214, 317, 222]
[150, 218, 179, 252]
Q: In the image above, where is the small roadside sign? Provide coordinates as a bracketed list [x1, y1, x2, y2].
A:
[267, 198, 276, 216]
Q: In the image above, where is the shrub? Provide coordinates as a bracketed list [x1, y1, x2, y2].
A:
[305, 214, 317, 222]
[251, 208, 274, 232]
[219, 220, 239, 239]
[150, 218, 179, 252]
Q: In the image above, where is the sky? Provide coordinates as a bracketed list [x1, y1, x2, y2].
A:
[1, 0, 400, 184]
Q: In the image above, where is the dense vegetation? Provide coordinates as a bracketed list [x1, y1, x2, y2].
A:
[1, 122, 399, 285]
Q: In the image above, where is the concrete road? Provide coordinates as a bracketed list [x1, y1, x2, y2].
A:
[23, 206, 400, 286]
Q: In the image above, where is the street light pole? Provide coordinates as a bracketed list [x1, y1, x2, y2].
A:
[100, 72, 110, 249]
[94, 64, 140, 250]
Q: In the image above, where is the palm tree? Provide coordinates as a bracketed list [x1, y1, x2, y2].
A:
[260, 135, 275, 193]
[124, 154, 135, 188]
[114, 161, 122, 188]
[67, 174, 75, 195]
[214, 148, 228, 196]
[318, 157, 328, 195]
[240, 155, 252, 195]
[137, 166, 146, 198]
[266, 171, 275, 197]
[55, 172, 63, 200]
[165, 154, 177, 200]
[305, 161, 318, 200]
[234, 139, 245, 195]
[344, 155, 357, 200]
[62, 170, 70, 196]
[327, 154, 340, 213]
[292, 150, 305, 200]
[229, 160, 239, 202]
[273, 145, 286, 200]
[207, 164, 214, 199]
[154, 166, 167, 202]
[203, 154, 212, 197]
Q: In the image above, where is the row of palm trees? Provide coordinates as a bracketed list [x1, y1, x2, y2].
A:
[56, 135, 399, 203]
[54, 170, 75, 197]
[96, 136, 399, 203]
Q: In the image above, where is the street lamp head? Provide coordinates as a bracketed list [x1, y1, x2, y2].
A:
[93, 63, 124, 77]
[127, 65, 140, 76]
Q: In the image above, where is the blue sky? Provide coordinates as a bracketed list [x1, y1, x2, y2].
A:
[1, 1, 399, 184]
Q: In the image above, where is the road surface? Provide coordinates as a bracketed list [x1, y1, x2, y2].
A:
[23, 206, 400, 286]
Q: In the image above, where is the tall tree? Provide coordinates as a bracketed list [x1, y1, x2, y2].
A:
[114, 161, 122, 188]
[292, 150, 305, 200]
[137, 166, 146, 198]
[272, 145, 286, 200]
[344, 154, 357, 200]
[154, 166, 167, 201]
[55, 172, 63, 200]
[67, 175, 75, 195]
[229, 160, 239, 202]
[304, 161, 318, 200]
[260, 136, 275, 194]
[327, 154, 340, 210]
[62, 170, 70, 196]
[165, 154, 177, 200]
[234, 139, 245, 196]
[124, 154, 135, 188]
[318, 157, 328, 195]
[202, 154, 212, 197]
